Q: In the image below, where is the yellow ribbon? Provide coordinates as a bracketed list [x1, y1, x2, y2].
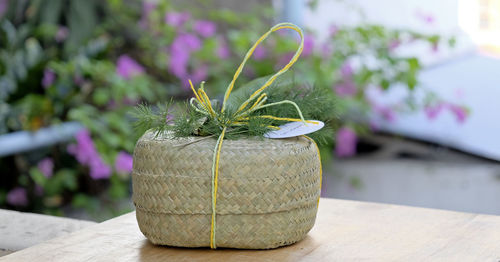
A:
[188, 22, 315, 249]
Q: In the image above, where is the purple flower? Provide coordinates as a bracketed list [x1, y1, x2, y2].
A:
[165, 11, 190, 28]
[34, 185, 44, 196]
[334, 62, 356, 96]
[116, 55, 145, 80]
[73, 75, 85, 86]
[447, 104, 467, 123]
[169, 33, 201, 79]
[415, 10, 435, 24]
[374, 105, 396, 122]
[194, 20, 216, 38]
[425, 103, 467, 123]
[189, 65, 208, 84]
[169, 49, 190, 79]
[334, 80, 356, 97]
[139, 1, 157, 28]
[329, 24, 339, 37]
[37, 157, 54, 178]
[302, 35, 315, 56]
[277, 52, 294, 69]
[115, 151, 133, 174]
[42, 69, 56, 88]
[243, 66, 256, 78]
[6, 187, 28, 207]
[253, 45, 267, 60]
[0, 0, 7, 17]
[166, 114, 174, 122]
[340, 62, 354, 78]
[424, 103, 445, 120]
[181, 65, 207, 90]
[89, 159, 112, 180]
[369, 120, 379, 131]
[67, 130, 111, 180]
[178, 33, 202, 50]
[388, 39, 401, 51]
[55, 26, 69, 42]
[321, 42, 333, 57]
[216, 37, 230, 59]
[335, 127, 357, 157]
[431, 42, 439, 53]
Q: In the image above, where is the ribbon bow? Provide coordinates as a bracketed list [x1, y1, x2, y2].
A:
[188, 22, 311, 249]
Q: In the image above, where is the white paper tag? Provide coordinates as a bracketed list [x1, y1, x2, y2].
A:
[264, 120, 324, 139]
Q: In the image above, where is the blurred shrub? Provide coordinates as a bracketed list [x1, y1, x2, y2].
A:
[0, 0, 458, 219]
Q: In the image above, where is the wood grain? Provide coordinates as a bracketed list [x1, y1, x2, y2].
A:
[2, 198, 500, 261]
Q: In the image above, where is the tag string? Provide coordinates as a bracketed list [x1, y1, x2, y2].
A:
[187, 22, 318, 249]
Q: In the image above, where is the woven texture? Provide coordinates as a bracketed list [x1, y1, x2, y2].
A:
[132, 131, 321, 249]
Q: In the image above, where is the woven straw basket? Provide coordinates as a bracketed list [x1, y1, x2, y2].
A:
[132, 131, 322, 249]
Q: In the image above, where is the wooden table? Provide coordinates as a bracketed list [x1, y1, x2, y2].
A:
[2, 198, 500, 261]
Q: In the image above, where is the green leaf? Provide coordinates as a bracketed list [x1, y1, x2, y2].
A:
[65, 0, 99, 52]
[29, 168, 47, 187]
[59, 169, 78, 191]
[71, 193, 100, 213]
[108, 175, 128, 199]
[39, 0, 64, 24]
[92, 89, 109, 106]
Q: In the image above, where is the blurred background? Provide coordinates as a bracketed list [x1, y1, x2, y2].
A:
[0, 0, 499, 221]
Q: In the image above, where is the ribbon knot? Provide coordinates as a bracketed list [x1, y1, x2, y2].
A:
[188, 22, 307, 249]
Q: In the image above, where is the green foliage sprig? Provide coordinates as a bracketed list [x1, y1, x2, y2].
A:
[131, 73, 337, 145]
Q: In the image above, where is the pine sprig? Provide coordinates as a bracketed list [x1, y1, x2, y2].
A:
[131, 74, 338, 145]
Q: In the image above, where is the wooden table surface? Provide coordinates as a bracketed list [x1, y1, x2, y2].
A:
[2, 198, 500, 261]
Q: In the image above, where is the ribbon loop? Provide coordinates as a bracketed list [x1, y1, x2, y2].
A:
[187, 22, 305, 249]
[221, 23, 304, 114]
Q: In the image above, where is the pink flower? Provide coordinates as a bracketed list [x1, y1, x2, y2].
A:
[166, 114, 174, 122]
[302, 35, 315, 56]
[340, 62, 353, 78]
[253, 45, 267, 60]
[34, 185, 44, 196]
[425, 102, 467, 123]
[374, 105, 396, 122]
[334, 80, 356, 97]
[0, 0, 7, 17]
[388, 39, 401, 51]
[169, 33, 202, 80]
[194, 20, 216, 38]
[431, 42, 439, 53]
[37, 157, 54, 178]
[116, 55, 145, 79]
[89, 159, 112, 180]
[447, 104, 467, 123]
[165, 11, 190, 28]
[190, 65, 208, 84]
[73, 75, 84, 86]
[169, 48, 190, 78]
[139, 1, 157, 28]
[321, 42, 333, 57]
[277, 52, 294, 69]
[216, 37, 230, 59]
[424, 103, 445, 120]
[7, 187, 28, 207]
[334, 62, 356, 96]
[42, 69, 56, 88]
[329, 24, 339, 37]
[115, 151, 133, 174]
[335, 127, 357, 157]
[178, 33, 202, 50]
[67, 130, 111, 180]
[415, 10, 435, 24]
[55, 26, 69, 42]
